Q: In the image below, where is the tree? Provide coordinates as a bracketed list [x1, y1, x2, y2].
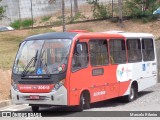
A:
[74, 0, 79, 15]
[0, 0, 5, 20]
[87, 0, 108, 19]
[125, 0, 158, 17]
[86, 0, 99, 12]
[118, 0, 123, 26]
[62, 0, 66, 32]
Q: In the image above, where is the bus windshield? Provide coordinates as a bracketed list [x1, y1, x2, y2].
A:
[13, 39, 71, 75]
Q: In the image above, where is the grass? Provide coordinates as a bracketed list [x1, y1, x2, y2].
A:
[10, 20, 21, 29]
[0, 28, 54, 69]
[10, 19, 34, 29]
[156, 37, 160, 41]
[0, 34, 23, 69]
[21, 19, 33, 28]
[41, 16, 51, 22]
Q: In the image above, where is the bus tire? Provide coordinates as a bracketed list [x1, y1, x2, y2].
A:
[76, 94, 84, 112]
[124, 84, 138, 102]
[31, 106, 39, 112]
[76, 92, 90, 111]
[83, 92, 90, 109]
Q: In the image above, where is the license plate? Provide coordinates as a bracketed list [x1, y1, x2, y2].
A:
[29, 95, 40, 100]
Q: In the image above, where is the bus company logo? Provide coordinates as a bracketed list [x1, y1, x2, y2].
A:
[117, 67, 125, 77]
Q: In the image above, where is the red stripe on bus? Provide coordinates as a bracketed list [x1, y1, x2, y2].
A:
[17, 84, 54, 93]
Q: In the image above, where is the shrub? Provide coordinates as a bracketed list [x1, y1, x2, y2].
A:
[51, 20, 62, 26]
[41, 16, 51, 22]
[10, 20, 21, 29]
[124, 0, 160, 22]
[87, 1, 108, 19]
[93, 3, 108, 19]
[10, 19, 34, 29]
[21, 19, 33, 28]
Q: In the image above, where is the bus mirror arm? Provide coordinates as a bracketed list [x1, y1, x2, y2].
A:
[19, 42, 22, 47]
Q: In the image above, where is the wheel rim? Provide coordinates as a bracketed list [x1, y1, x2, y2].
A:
[130, 87, 134, 100]
[82, 95, 85, 105]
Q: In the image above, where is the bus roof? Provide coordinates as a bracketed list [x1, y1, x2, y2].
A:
[103, 31, 154, 38]
[24, 31, 124, 41]
[24, 32, 78, 41]
[119, 33, 154, 38]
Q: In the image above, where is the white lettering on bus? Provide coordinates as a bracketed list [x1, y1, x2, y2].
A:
[19, 86, 50, 90]
[94, 91, 106, 96]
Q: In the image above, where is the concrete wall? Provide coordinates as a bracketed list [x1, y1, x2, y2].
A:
[156, 40, 160, 83]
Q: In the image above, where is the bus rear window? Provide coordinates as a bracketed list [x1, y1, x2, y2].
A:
[142, 38, 155, 61]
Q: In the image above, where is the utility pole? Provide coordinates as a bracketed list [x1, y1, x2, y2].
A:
[18, 0, 22, 29]
[62, 0, 66, 32]
[74, 0, 79, 15]
[70, 0, 73, 23]
[30, 0, 34, 29]
[118, 0, 123, 27]
[112, 0, 113, 17]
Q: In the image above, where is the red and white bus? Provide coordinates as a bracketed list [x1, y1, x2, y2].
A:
[11, 31, 157, 112]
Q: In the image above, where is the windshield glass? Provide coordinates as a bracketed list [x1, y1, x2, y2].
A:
[13, 39, 71, 75]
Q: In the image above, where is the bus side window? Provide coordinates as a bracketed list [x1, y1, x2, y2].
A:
[89, 40, 109, 66]
[109, 39, 126, 64]
[127, 39, 142, 63]
[72, 42, 88, 71]
[142, 38, 155, 61]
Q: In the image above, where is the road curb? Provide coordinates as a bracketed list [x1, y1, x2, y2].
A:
[0, 100, 12, 108]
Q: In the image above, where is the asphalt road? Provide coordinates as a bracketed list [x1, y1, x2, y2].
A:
[0, 83, 160, 119]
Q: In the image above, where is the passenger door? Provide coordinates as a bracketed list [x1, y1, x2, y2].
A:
[69, 40, 90, 105]
[89, 39, 109, 102]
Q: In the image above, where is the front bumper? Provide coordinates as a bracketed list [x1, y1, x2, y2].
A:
[11, 86, 67, 106]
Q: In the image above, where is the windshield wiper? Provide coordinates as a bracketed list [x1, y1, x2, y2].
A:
[40, 50, 51, 76]
[21, 50, 38, 77]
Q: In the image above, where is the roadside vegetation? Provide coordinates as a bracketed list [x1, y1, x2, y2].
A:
[8, 0, 160, 30]
[10, 19, 34, 29]
[0, 28, 54, 69]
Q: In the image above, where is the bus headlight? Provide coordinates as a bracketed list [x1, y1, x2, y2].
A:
[52, 80, 64, 91]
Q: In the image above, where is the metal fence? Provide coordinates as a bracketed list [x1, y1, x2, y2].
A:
[0, 0, 121, 29]
[0, 0, 159, 29]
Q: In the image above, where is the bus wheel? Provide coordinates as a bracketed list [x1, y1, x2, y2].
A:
[83, 92, 90, 109]
[76, 94, 84, 112]
[76, 93, 90, 111]
[31, 106, 39, 112]
[124, 85, 138, 102]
